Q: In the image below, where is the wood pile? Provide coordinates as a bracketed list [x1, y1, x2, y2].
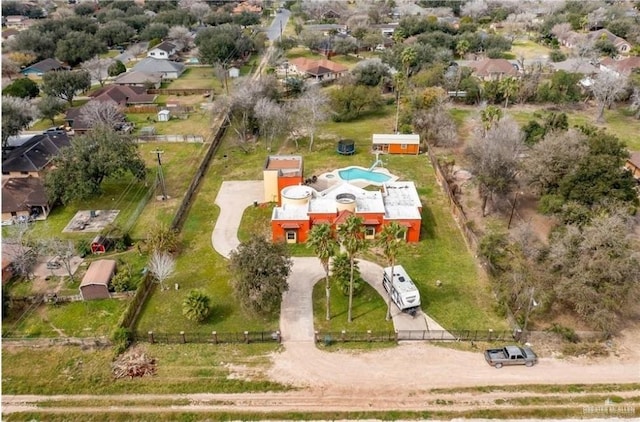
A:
[112, 350, 157, 379]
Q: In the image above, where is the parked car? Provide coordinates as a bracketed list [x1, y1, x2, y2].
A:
[484, 345, 538, 368]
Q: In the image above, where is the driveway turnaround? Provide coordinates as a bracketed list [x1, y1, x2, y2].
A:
[212, 181, 451, 341]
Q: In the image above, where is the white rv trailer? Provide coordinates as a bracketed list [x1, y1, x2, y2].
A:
[382, 265, 421, 316]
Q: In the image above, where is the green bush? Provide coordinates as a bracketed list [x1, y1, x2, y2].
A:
[549, 50, 566, 62]
[547, 323, 579, 343]
[111, 327, 131, 357]
[76, 239, 91, 258]
[538, 194, 565, 215]
[111, 270, 131, 292]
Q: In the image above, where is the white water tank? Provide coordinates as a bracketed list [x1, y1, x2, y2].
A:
[281, 185, 313, 206]
[335, 193, 356, 212]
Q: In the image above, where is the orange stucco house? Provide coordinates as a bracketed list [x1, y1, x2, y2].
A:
[372, 134, 420, 155]
[263, 155, 304, 204]
[271, 182, 422, 244]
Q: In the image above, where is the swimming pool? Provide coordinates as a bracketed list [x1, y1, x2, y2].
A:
[338, 167, 392, 183]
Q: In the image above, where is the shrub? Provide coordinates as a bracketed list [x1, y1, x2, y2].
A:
[111, 327, 131, 357]
[547, 323, 579, 343]
[549, 50, 566, 62]
[76, 239, 91, 257]
[182, 289, 211, 323]
[111, 270, 131, 292]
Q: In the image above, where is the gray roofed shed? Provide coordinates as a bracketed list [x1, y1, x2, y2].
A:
[80, 259, 116, 300]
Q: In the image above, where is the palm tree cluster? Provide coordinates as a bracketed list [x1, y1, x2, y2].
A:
[307, 216, 407, 323]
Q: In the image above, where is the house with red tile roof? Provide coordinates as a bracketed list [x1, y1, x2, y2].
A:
[599, 57, 640, 76]
[466, 58, 518, 81]
[288, 57, 348, 80]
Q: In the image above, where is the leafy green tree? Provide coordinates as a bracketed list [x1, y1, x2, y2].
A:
[536, 70, 583, 103]
[42, 70, 91, 105]
[329, 83, 383, 122]
[44, 126, 146, 204]
[228, 236, 292, 317]
[146, 223, 179, 254]
[350, 58, 390, 86]
[337, 215, 366, 323]
[74, 3, 96, 16]
[2, 97, 37, 149]
[275, 36, 298, 51]
[96, 21, 136, 47]
[377, 222, 407, 320]
[195, 24, 254, 65]
[108, 60, 127, 77]
[479, 105, 503, 134]
[13, 28, 57, 61]
[400, 46, 417, 77]
[182, 290, 212, 323]
[36, 96, 67, 125]
[3, 78, 39, 99]
[55, 31, 107, 67]
[111, 269, 131, 292]
[140, 23, 169, 41]
[233, 11, 261, 27]
[155, 9, 196, 27]
[307, 224, 338, 321]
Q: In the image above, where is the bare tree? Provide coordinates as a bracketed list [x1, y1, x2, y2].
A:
[148, 251, 176, 291]
[79, 100, 125, 129]
[591, 71, 629, 123]
[466, 117, 524, 216]
[461, 0, 488, 19]
[43, 238, 77, 282]
[630, 87, 640, 119]
[81, 57, 114, 87]
[254, 98, 287, 152]
[2, 55, 20, 80]
[550, 23, 572, 41]
[189, 2, 211, 24]
[127, 43, 146, 58]
[412, 91, 457, 148]
[3, 221, 38, 280]
[522, 129, 589, 195]
[294, 87, 329, 151]
[168, 26, 192, 52]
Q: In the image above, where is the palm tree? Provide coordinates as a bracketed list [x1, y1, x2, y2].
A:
[400, 47, 417, 78]
[499, 77, 520, 108]
[376, 222, 407, 321]
[479, 105, 503, 136]
[337, 214, 366, 323]
[455, 39, 470, 58]
[182, 289, 211, 323]
[307, 223, 338, 321]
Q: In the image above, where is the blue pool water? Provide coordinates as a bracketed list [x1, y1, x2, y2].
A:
[338, 167, 391, 183]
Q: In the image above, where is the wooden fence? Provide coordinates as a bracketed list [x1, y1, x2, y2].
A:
[135, 134, 204, 143]
[147, 88, 213, 96]
[133, 330, 281, 344]
[125, 105, 160, 114]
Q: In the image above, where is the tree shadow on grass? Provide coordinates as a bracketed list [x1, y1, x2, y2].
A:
[420, 206, 436, 240]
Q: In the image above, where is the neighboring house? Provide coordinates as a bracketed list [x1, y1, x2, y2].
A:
[320, 9, 341, 20]
[1, 177, 50, 222]
[113, 70, 163, 89]
[147, 41, 177, 60]
[64, 99, 129, 134]
[20, 58, 67, 77]
[600, 57, 640, 75]
[288, 57, 348, 80]
[588, 29, 631, 55]
[5, 15, 29, 29]
[2, 131, 71, 180]
[80, 259, 116, 300]
[549, 58, 599, 75]
[271, 181, 423, 244]
[371, 23, 399, 37]
[1, 131, 71, 223]
[263, 155, 304, 204]
[557, 31, 582, 49]
[89, 85, 157, 105]
[625, 152, 640, 179]
[466, 58, 518, 81]
[372, 134, 420, 155]
[304, 24, 348, 34]
[132, 58, 185, 79]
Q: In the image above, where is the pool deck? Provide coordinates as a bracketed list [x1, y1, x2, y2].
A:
[317, 166, 398, 189]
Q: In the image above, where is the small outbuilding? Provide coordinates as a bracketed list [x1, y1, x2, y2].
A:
[157, 109, 171, 122]
[372, 134, 420, 155]
[228, 67, 240, 78]
[80, 259, 116, 300]
[91, 235, 111, 254]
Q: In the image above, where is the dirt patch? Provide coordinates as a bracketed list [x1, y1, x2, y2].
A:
[62, 210, 120, 233]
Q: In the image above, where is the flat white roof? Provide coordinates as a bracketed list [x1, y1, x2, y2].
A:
[272, 203, 309, 221]
[372, 134, 420, 145]
[383, 265, 417, 294]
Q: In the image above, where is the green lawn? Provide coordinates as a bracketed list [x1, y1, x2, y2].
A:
[3, 299, 130, 338]
[510, 39, 552, 60]
[165, 66, 224, 91]
[127, 111, 211, 137]
[1, 343, 288, 395]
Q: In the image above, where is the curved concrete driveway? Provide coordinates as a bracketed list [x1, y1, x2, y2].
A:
[212, 181, 448, 342]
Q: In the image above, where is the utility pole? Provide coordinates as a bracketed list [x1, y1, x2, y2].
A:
[151, 149, 167, 200]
